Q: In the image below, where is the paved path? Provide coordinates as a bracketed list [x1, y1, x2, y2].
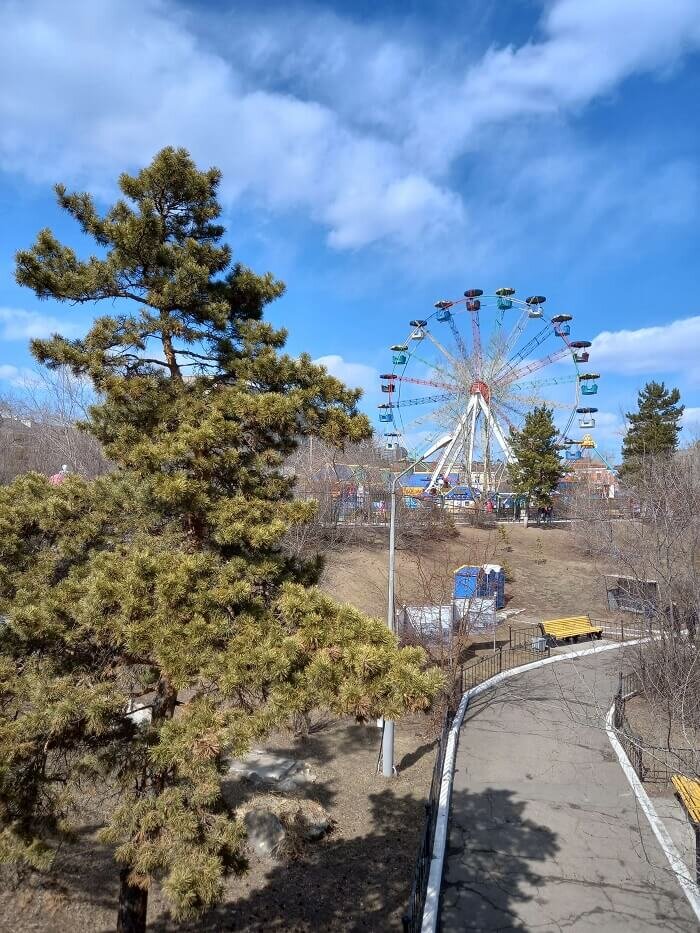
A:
[441, 649, 698, 931]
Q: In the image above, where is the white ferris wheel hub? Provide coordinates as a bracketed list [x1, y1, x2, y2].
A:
[379, 288, 601, 490]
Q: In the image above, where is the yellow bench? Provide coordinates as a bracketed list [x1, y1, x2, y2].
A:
[539, 615, 603, 645]
[672, 774, 700, 882]
[672, 774, 700, 824]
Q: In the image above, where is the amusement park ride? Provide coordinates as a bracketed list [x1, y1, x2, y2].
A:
[378, 288, 604, 492]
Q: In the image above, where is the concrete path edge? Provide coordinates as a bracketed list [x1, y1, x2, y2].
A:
[604, 701, 700, 923]
[420, 639, 649, 933]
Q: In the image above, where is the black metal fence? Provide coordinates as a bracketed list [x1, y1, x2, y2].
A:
[612, 670, 700, 784]
[461, 640, 550, 692]
[402, 708, 451, 933]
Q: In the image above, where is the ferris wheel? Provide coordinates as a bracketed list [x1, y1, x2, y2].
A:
[378, 288, 601, 491]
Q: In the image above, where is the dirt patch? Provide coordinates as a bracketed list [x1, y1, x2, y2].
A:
[322, 522, 610, 628]
[0, 716, 435, 933]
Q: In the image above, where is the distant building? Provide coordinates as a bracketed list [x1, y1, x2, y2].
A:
[558, 455, 617, 498]
[381, 441, 408, 462]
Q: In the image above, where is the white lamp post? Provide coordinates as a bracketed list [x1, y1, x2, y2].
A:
[381, 435, 452, 777]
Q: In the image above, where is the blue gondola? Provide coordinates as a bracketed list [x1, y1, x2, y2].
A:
[495, 286, 515, 310]
[552, 314, 572, 337]
[436, 308, 451, 322]
[581, 383, 598, 395]
[566, 449, 582, 461]
[392, 353, 407, 365]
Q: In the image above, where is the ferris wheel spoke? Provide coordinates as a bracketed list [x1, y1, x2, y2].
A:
[508, 391, 572, 410]
[441, 315, 468, 363]
[394, 374, 458, 392]
[394, 392, 455, 407]
[513, 374, 577, 390]
[493, 324, 553, 382]
[470, 310, 483, 377]
[501, 307, 531, 359]
[405, 352, 461, 389]
[495, 344, 572, 386]
[423, 330, 458, 367]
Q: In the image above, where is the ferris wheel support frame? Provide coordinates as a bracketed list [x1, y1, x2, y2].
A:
[425, 391, 515, 491]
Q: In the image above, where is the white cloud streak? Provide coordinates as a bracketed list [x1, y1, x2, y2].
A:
[313, 355, 378, 396]
[0, 0, 699, 254]
[0, 307, 79, 340]
[591, 315, 700, 381]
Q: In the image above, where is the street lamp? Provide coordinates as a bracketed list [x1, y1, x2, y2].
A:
[381, 435, 452, 778]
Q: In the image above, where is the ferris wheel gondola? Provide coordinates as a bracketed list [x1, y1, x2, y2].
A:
[377, 287, 603, 492]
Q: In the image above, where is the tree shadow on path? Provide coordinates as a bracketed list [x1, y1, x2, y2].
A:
[441, 787, 559, 932]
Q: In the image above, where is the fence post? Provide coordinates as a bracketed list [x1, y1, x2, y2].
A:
[498, 646, 503, 673]
[508, 626, 512, 649]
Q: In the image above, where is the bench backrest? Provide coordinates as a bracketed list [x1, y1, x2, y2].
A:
[540, 615, 595, 636]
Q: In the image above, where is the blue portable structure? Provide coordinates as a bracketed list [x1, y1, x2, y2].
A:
[453, 565, 482, 599]
[478, 563, 506, 609]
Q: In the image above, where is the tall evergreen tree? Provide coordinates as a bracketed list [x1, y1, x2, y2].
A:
[507, 405, 565, 517]
[620, 381, 684, 478]
[0, 149, 441, 931]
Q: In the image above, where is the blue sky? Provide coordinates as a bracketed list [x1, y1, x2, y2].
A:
[1, 0, 700, 458]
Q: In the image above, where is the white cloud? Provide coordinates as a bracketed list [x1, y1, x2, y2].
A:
[313, 355, 378, 395]
[0, 0, 699, 255]
[682, 407, 700, 430]
[591, 315, 700, 381]
[0, 307, 79, 340]
[0, 364, 40, 388]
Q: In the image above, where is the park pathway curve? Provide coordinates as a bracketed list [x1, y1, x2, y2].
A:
[440, 649, 698, 931]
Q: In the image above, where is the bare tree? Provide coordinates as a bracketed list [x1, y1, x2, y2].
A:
[0, 367, 109, 481]
[578, 446, 700, 773]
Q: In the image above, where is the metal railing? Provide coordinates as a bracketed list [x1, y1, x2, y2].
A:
[402, 709, 451, 933]
[595, 617, 648, 642]
[612, 670, 700, 783]
[461, 641, 550, 692]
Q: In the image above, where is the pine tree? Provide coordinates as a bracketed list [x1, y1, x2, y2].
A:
[0, 149, 442, 931]
[620, 381, 684, 478]
[507, 405, 565, 518]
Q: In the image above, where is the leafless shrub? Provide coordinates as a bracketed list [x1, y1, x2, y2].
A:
[282, 437, 457, 562]
[579, 446, 700, 769]
[1, 368, 109, 482]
